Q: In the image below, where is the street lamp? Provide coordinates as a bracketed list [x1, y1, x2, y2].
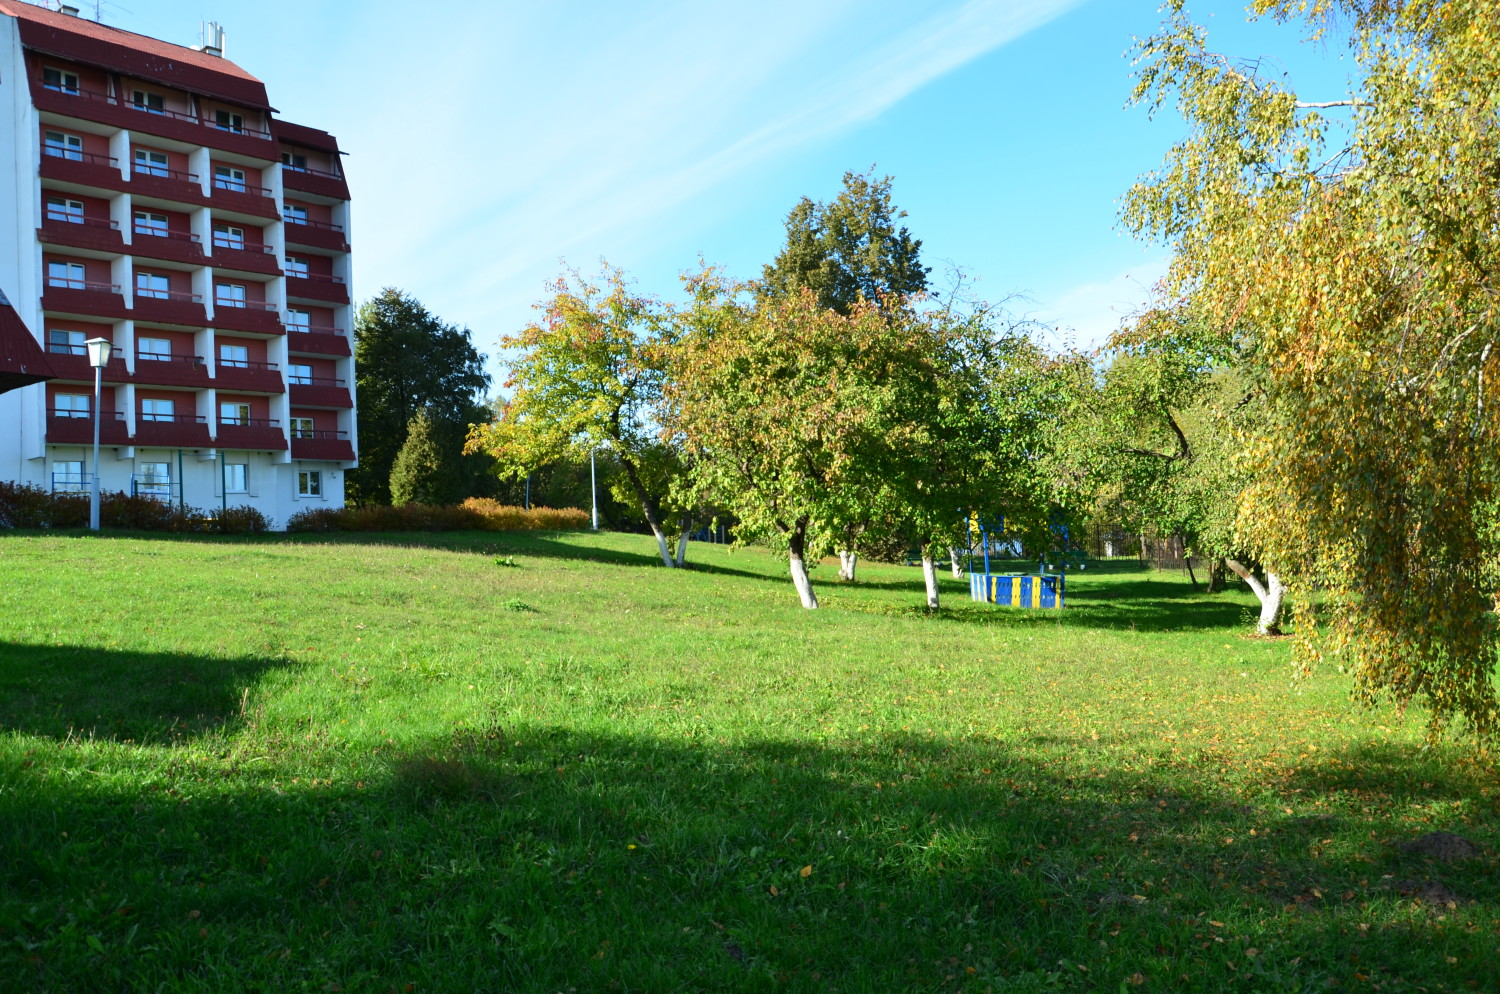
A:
[590, 447, 598, 530]
[84, 336, 112, 531]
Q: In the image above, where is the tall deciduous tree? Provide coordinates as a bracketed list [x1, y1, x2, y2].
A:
[1126, 0, 1500, 734]
[761, 169, 930, 315]
[349, 289, 490, 506]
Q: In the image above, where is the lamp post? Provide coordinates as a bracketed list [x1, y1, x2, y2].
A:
[84, 336, 113, 531]
[590, 447, 598, 530]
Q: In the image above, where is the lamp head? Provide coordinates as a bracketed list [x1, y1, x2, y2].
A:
[84, 337, 113, 368]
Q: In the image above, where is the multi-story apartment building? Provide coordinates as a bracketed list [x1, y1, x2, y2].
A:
[0, 1, 355, 525]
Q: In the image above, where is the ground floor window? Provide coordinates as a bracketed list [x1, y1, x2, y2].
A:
[297, 470, 322, 498]
[136, 462, 171, 497]
[225, 463, 248, 494]
[53, 460, 86, 493]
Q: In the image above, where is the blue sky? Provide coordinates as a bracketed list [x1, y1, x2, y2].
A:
[78, 0, 1357, 374]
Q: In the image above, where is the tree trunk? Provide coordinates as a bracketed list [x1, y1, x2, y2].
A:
[921, 543, 940, 611]
[788, 518, 819, 609]
[1225, 560, 1285, 635]
[618, 453, 676, 568]
[838, 549, 859, 582]
[1184, 553, 1200, 591]
[674, 515, 691, 568]
[949, 546, 963, 578]
[1207, 558, 1227, 593]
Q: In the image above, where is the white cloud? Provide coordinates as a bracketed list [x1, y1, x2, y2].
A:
[1030, 257, 1172, 351]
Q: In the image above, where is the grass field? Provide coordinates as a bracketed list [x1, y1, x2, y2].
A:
[0, 529, 1495, 993]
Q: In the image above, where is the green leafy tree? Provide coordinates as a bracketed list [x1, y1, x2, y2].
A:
[389, 407, 464, 506]
[1125, 0, 1500, 734]
[349, 289, 491, 506]
[761, 168, 929, 315]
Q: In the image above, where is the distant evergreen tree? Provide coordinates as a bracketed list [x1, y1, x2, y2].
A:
[389, 408, 463, 506]
[761, 168, 930, 314]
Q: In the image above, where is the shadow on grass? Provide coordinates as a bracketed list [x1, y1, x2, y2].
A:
[0, 641, 291, 744]
[2, 705, 1495, 992]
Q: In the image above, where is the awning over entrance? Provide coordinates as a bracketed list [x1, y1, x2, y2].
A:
[0, 286, 53, 395]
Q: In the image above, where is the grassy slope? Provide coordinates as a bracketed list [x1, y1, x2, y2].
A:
[0, 530, 1494, 993]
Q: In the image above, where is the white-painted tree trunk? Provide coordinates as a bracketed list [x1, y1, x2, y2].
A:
[949, 547, 963, 578]
[1225, 560, 1285, 635]
[674, 516, 691, 568]
[650, 524, 675, 568]
[838, 549, 858, 582]
[921, 545, 940, 611]
[790, 554, 820, 609]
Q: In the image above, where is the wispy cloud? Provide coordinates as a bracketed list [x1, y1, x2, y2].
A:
[1031, 258, 1171, 351]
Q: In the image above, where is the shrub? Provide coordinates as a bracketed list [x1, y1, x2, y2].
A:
[101, 493, 207, 532]
[215, 505, 271, 534]
[0, 481, 84, 528]
[460, 498, 589, 531]
[284, 500, 588, 533]
[285, 507, 345, 532]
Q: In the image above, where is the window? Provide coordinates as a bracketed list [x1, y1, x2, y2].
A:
[135, 273, 171, 300]
[284, 255, 309, 278]
[286, 309, 311, 331]
[48, 328, 86, 355]
[46, 196, 85, 223]
[297, 470, 322, 498]
[290, 416, 315, 438]
[212, 223, 245, 249]
[131, 89, 165, 114]
[137, 462, 171, 497]
[54, 394, 90, 418]
[220, 402, 251, 425]
[47, 260, 86, 288]
[219, 343, 249, 367]
[53, 460, 87, 493]
[282, 152, 308, 171]
[134, 211, 169, 237]
[215, 283, 247, 308]
[138, 337, 172, 361]
[282, 204, 307, 225]
[213, 165, 246, 192]
[140, 399, 175, 422]
[288, 363, 313, 385]
[214, 109, 245, 133]
[133, 149, 169, 177]
[44, 130, 83, 161]
[43, 67, 80, 94]
[225, 463, 248, 493]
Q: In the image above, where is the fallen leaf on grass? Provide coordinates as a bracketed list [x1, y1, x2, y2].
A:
[800, 865, 812, 878]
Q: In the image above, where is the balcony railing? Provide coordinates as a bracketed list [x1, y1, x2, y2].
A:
[289, 428, 354, 461]
[283, 216, 344, 232]
[218, 358, 279, 371]
[134, 287, 202, 303]
[130, 226, 206, 265]
[214, 297, 278, 311]
[46, 210, 117, 230]
[282, 163, 342, 180]
[131, 288, 208, 327]
[288, 377, 353, 409]
[213, 178, 273, 197]
[133, 225, 200, 243]
[35, 80, 274, 149]
[46, 408, 129, 445]
[132, 163, 199, 184]
[39, 211, 124, 253]
[212, 238, 274, 253]
[286, 327, 351, 356]
[216, 418, 288, 451]
[47, 277, 119, 293]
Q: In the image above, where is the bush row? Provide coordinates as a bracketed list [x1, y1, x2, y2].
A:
[284, 499, 589, 533]
[0, 482, 271, 533]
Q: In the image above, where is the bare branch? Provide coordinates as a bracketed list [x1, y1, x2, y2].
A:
[1296, 100, 1371, 109]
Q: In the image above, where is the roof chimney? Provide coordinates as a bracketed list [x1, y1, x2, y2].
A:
[195, 21, 226, 57]
[59, 4, 81, 15]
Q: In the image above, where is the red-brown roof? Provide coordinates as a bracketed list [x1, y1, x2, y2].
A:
[0, 285, 53, 395]
[274, 120, 343, 155]
[0, 0, 273, 110]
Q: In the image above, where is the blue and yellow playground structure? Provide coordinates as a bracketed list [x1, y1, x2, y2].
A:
[965, 515, 1076, 610]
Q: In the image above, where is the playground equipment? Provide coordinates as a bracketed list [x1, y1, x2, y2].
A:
[964, 515, 1078, 610]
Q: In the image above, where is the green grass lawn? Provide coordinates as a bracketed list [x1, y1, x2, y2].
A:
[0, 530, 1495, 993]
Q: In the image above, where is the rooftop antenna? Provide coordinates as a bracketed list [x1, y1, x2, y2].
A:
[196, 20, 225, 57]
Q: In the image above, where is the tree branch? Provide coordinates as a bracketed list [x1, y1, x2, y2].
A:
[1296, 100, 1371, 109]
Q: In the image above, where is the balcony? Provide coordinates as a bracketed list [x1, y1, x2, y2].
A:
[133, 412, 211, 448]
[210, 179, 279, 220]
[211, 299, 283, 335]
[209, 240, 281, 277]
[286, 327, 351, 357]
[288, 376, 352, 409]
[216, 418, 288, 451]
[31, 81, 276, 160]
[133, 353, 210, 389]
[213, 359, 284, 393]
[46, 409, 129, 445]
[281, 164, 350, 201]
[284, 272, 350, 305]
[42, 278, 129, 320]
[282, 217, 348, 252]
[129, 227, 206, 267]
[45, 346, 130, 384]
[130, 165, 209, 208]
[131, 289, 207, 328]
[290, 429, 354, 461]
[39, 150, 126, 193]
[39, 212, 124, 254]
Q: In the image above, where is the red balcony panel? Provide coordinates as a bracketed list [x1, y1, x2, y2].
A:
[131, 294, 207, 328]
[134, 415, 211, 448]
[38, 215, 124, 254]
[286, 329, 351, 357]
[129, 230, 206, 266]
[45, 349, 131, 384]
[216, 421, 288, 451]
[283, 221, 349, 252]
[210, 185, 279, 220]
[129, 169, 210, 209]
[42, 283, 129, 320]
[39, 152, 128, 193]
[211, 304, 283, 335]
[213, 363, 284, 393]
[289, 381, 352, 408]
[132, 354, 210, 388]
[282, 167, 350, 201]
[31, 85, 277, 161]
[290, 433, 354, 461]
[47, 410, 130, 445]
[285, 274, 350, 305]
[209, 244, 281, 276]
[31, 84, 134, 130]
